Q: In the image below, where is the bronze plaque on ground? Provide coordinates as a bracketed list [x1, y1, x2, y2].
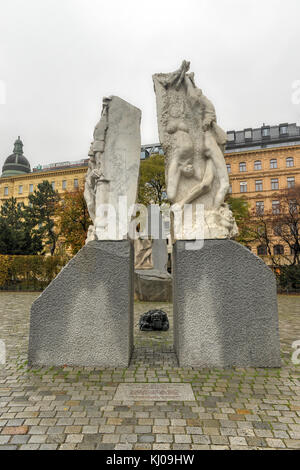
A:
[114, 383, 195, 401]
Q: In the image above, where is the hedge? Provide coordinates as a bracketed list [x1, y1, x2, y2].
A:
[0, 255, 68, 291]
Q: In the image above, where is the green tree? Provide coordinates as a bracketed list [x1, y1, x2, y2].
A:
[0, 197, 42, 255]
[226, 196, 252, 245]
[25, 181, 60, 256]
[56, 186, 91, 255]
[138, 154, 166, 205]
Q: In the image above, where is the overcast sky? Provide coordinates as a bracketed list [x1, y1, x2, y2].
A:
[1, 0, 300, 168]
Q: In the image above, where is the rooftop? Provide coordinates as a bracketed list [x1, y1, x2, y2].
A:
[3, 123, 300, 176]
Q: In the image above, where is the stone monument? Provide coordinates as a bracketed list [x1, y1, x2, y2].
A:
[134, 208, 172, 302]
[28, 96, 141, 367]
[153, 61, 281, 368]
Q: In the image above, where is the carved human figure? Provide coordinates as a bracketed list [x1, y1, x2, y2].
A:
[93, 97, 111, 173]
[153, 61, 238, 239]
[84, 98, 112, 241]
[134, 238, 153, 270]
[84, 95, 141, 243]
[183, 74, 229, 209]
[84, 144, 100, 224]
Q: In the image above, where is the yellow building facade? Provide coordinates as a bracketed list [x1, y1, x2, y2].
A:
[0, 165, 87, 205]
[225, 145, 300, 212]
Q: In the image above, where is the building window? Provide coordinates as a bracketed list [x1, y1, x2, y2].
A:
[255, 180, 263, 191]
[244, 129, 252, 140]
[239, 162, 246, 172]
[228, 184, 232, 194]
[280, 125, 288, 135]
[272, 200, 280, 214]
[227, 131, 235, 142]
[257, 245, 267, 256]
[62, 180, 67, 190]
[4, 186, 8, 196]
[74, 179, 78, 188]
[256, 201, 264, 215]
[271, 178, 279, 190]
[262, 127, 270, 137]
[274, 245, 284, 255]
[29, 184, 33, 193]
[270, 159, 277, 169]
[226, 163, 231, 173]
[240, 182, 247, 193]
[286, 157, 294, 167]
[289, 200, 298, 213]
[18, 185, 23, 194]
[287, 177, 295, 188]
[51, 181, 55, 190]
[254, 160, 262, 170]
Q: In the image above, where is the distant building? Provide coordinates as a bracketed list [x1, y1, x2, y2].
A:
[1, 136, 31, 177]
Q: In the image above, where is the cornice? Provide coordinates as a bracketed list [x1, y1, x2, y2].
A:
[225, 144, 300, 157]
[229, 168, 300, 180]
[0, 166, 87, 183]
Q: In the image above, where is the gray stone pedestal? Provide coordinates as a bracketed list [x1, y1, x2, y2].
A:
[28, 241, 134, 368]
[173, 240, 281, 368]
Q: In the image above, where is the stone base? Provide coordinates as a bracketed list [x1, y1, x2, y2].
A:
[28, 241, 134, 368]
[173, 240, 281, 368]
[134, 269, 172, 302]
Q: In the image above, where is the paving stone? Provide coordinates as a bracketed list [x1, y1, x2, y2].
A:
[40, 444, 58, 450]
[0, 436, 10, 444]
[0, 295, 300, 451]
[19, 444, 40, 450]
[65, 434, 83, 443]
[229, 436, 248, 446]
[114, 443, 133, 450]
[138, 435, 155, 443]
[283, 439, 300, 449]
[1, 426, 29, 435]
[175, 434, 192, 444]
[0, 445, 18, 450]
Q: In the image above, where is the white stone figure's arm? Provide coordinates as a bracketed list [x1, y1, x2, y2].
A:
[167, 157, 181, 201]
[154, 60, 190, 89]
[185, 75, 217, 130]
[185, 75, 202, 108]
[179, 158, 214, 207]
[201, 95, 217, 131]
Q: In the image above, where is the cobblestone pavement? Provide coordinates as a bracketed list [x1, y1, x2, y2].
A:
[0, 292, 299, 450]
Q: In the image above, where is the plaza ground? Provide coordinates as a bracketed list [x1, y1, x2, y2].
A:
[0, 292, 299, 450]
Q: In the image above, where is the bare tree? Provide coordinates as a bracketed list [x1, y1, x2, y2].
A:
[270, 186, 300, 265]
[249, 185, 300, 266]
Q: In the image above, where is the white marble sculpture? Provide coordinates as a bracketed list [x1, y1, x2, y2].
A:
[153, 61, 238, 240]
[134, 238, 153, 269]
[84, 96, 141, 241]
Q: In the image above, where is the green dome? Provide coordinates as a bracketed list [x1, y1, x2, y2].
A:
[1, 137, 31, 177]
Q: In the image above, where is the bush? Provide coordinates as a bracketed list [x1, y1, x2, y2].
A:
[277, 265, 300, 292]
[0, 254, 69, 291]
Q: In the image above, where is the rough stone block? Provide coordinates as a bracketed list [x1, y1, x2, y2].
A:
[28, 240, 134, 367]
[134, 270, 172, 302]
[173, 240, 281, 368]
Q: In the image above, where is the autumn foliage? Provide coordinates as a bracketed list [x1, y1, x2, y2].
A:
[56, 186, 92, 256]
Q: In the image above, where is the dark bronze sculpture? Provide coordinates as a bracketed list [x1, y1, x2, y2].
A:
[139, 309, 169, 331]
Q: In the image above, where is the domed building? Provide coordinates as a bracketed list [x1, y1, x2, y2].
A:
[1, 137, 31, 177]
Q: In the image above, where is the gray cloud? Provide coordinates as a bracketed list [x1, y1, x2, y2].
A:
[1, 0, 300, 168]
